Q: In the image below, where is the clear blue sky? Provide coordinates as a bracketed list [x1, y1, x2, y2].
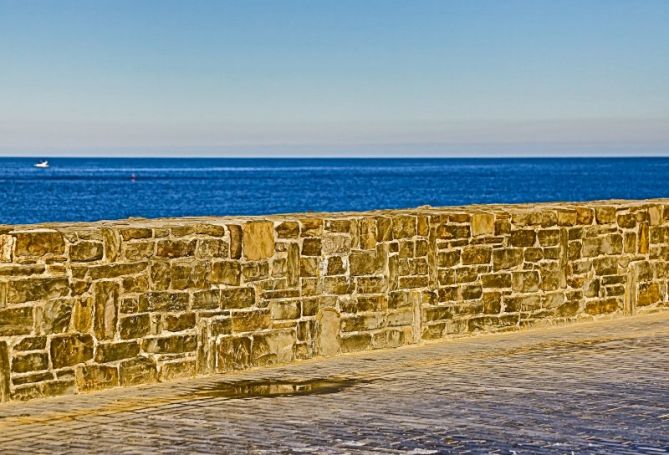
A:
[1, 0, 668, 156]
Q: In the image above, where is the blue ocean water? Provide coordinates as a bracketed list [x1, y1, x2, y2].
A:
[1, 157, 668, 225]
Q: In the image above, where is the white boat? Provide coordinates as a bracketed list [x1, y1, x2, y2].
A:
[34, 160, 49, 169]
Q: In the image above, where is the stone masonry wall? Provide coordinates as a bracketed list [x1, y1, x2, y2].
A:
[1, 199, 668, 402]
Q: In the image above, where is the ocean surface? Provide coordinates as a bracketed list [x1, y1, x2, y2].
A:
[1, 157, 668, 225]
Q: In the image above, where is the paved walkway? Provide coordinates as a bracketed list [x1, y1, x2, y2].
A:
[1, 312, 668, 454]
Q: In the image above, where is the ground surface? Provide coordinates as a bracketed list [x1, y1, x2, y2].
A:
[1, 312, 668, 454]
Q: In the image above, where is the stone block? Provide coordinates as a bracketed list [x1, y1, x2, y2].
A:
[637, 282, 661, 306]
[251, 330, 295, 366]
[192, 289, 221, 310]
[510, 230, 536, 247]
[123, 241, 155, 261]
[276, 221, 300, 239]
[39, 298, 73, 334]
[119, 314, 151, 339]
[14, 231, 65, 257]
[0, 306, 33, 336]
[11, 352, 48, 373]
[50, 334, 94, 368]
[13, 336, 47, 351]
[350, 250, 382, 276]
[138, 292, 189, 312]
[0, 235, 13, 262]
[7, 277, 69, 304]
[119, 228, 153, 241]
[159, 360, 196, 382]
[301, 238, 322, 256]
[119, 357, 157, 386]
[216, 336, 252, 372]
[594, 207, 617, 224]
[471, 213, 495, 236]
[163, 312, 196, 332]
[322, 235, 352, 255]
[242, 221, 275, 260]
[93, 281, 119, 340]
[70, 241, 104, 262]
[211, 261, 241, 285]
[95, 341, 140, 363]
[340, 333, 372, 353]
[461, 246, 492, 265]
[270, 301, 301, 320]
[220, 287, 255, 310]
[142, 335, 197, 354]
[232, 309, 271, 333]
[584, 298, 620, 315]
[512, 271, 540, 292]
[76, 364, 119, 392]
[156, 239, 196, 258]
[492, 249, 524, 271]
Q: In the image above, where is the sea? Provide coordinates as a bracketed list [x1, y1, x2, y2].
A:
[1, 157, 668, 225]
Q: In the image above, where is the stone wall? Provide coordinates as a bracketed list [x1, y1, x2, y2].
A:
[1, 199, 668, 402]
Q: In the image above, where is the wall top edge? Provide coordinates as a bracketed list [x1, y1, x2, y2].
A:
[2, 198, 669, 232]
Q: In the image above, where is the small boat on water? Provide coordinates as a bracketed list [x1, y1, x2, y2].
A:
[34, 160, 49, 168]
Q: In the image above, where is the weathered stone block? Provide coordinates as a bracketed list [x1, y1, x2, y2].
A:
[70, 241, 104, 262]
[584, 298, 620, 315]
[270, 301, 301, 320]
[325, 256, 346, 275]
[510, 230, 536, 247]
[350, 250, 381, 276]
[50, 334, 94, 368]
[95, 341, 140, 363]
[301, 238, 322, 256]
[471, 213, 495, 236]
[138, 292, 189, 312]
[156, 239, 196, 258]
[119, 357, 157, 386]
[0, 341, 9, 402]
[119, 228, 152, 241]
[7, 277, 69, 304]
[119, 314, 151, 339]
[93, 281, 119, 340]
[211, 261, 241, 285]
[232, 309, 271, 333]
[242, 221, 275, 260]
[492, 249, 524, 271]
[123, 241, 155, 261]
[76, 364, 119, 391]
[504, 295, 541, 312]
[216, 336, 252, 372]
[461, 246, 492, 265]
[13, 336, 47, 351]
[594, 207, 616, 224]
[0, 235, 13, 262]
[14, 231, 65, 257]
[11, 352, 49, 373]
[163, 312, 196, 332]
[0, 306, 33, 336]
[142, 335, 197, 354]
[340, 333, 372, 353]
[275, 221, 300, 239]
[220, 287, 255, 310]
[159, 360, 196, 382]
[512, 271, 540, 293]
[637, 282, 661, 306]
[252, 330, 295, 366]
[241, 261, 270, 281]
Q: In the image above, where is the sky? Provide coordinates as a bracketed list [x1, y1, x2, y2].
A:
[0, 0, 668, 157]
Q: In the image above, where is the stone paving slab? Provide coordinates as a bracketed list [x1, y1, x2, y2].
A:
[1, 312, 668, 454]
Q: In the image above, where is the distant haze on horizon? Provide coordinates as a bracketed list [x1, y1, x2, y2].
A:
[1, 0, 668, 157]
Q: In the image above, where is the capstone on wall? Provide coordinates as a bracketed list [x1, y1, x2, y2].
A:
[0, 199, 668, 402]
